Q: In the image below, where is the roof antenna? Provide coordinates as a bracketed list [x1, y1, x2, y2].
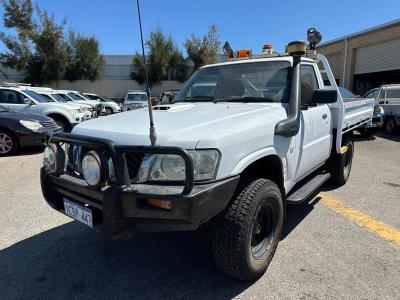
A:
[136, 0, 157, 146]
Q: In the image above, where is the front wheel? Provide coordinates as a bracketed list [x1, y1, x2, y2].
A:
[105, 108, 113, 115]
[211, 178, 283, 281]
[51, 116, 71, 133]
[0, 129, 18, 156]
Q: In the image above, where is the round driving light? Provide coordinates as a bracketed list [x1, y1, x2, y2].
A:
[82, 151, 104, 186]
[43, 143, 65, 175]
[43, 144, 57, 173]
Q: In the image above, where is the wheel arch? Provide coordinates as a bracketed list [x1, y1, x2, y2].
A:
[239, 154, 285, 195]
[46, 113, 70, 124]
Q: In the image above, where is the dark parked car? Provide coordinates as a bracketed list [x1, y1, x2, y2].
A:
[0, 105, 60, 156]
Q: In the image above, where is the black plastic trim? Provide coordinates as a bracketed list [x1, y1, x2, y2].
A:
[275, 55, 302, 137]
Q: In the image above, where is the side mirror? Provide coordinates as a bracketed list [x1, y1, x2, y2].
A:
[312, 89, 337, 104]
[24, 98, 33, 105]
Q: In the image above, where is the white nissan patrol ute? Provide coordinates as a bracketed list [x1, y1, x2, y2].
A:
[40, 34, 374, 281]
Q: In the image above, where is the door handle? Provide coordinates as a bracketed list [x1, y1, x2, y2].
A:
[322, 113, 328, 119]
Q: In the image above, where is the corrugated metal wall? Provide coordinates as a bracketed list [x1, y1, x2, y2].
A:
[101, 65, 134, 80]
[47, 80, 184, 97]
[354, 38, 400, 74]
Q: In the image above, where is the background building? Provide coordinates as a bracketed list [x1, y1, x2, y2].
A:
[317, 19, 400, 95]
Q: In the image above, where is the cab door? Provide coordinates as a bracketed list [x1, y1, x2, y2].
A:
[294, 64, 332, 181]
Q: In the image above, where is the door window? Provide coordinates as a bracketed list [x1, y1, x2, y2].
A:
[1, 89, 24, 104]
[300, 65, 319, 105]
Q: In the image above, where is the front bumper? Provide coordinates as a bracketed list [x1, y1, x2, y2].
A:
[41, 168, 239, 237]
[40, 132, 239, 238]
[18, 129, 60, 148]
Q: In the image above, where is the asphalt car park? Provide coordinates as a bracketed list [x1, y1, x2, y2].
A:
[0, 132, 399, 299]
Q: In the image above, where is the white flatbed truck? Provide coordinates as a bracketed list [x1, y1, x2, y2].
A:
[40, 32, 374, 281]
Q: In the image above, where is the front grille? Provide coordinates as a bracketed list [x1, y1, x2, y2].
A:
[65, 145, 145, 183]
[41, 119, 59, 129]
[125, 152, 145, 179]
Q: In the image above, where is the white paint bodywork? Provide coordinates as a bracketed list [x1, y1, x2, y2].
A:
[72, 55, 374, 194]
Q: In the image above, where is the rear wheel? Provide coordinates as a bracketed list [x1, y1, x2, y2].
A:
[385, 117, 397, 134]
[211, 178, 283, 281]
[0, 129, 18, 156]
[329, 135, 354, 186]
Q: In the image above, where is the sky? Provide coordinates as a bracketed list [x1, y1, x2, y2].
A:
[0, 0, 399, 55]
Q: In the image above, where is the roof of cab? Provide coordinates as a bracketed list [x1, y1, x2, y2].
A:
[201, 54, 315, 69]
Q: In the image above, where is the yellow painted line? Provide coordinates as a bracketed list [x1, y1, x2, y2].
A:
[319, 192, 400, 246]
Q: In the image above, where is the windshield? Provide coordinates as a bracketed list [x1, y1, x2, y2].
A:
[78, 93, 92, 100]
[67, 92, 85, 101]
[99, 96, 113, 102]
[126, 93, 148, 101]
[57, 93, 72, 101]
[363, 89, 378, 99]
[50, 93, 67, 102]
[23, 90, 50, 103]
[173, 61, 290, 103]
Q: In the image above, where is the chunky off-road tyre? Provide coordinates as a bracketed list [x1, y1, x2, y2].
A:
[0, 129, 19, 156]
[358, 128, 376, 137]
[211, 178, 283, 282]
[384, 117, 397, 134]
[329, 135, 354, 186]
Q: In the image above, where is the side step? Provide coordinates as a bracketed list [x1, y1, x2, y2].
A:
[287, 172, 331, 204]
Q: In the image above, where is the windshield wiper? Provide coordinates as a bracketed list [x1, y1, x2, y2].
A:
[182, 96, 215, 102]
[213, 96, 275, 103]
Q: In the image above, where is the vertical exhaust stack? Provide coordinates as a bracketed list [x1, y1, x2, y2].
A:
[136, 0, 157, 146]
[274, 41, 306, 137]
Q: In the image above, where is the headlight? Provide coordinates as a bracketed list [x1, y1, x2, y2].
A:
[82, 151, 105, 186]
[19, 120, 43, 131]
[67, 109, 81, 115]
[148, 150, 220, 181]
[43, 143, 65, 175]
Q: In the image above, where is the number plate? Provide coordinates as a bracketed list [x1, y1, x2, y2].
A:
[63, 198, 93, 227]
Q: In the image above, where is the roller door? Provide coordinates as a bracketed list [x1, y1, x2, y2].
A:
[354, 39, 400, 75]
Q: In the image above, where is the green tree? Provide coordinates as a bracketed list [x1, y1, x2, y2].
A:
[0, 0, 104, 84]
[131, 53, 146, 84]
[25, 9, 68, 83]
[0, 0, 33, 71]
[168, 49, 188, 82]
[65, 31, 104, 81]
[132, 28, 188, 86]
[184, 24, 220, 72]
[3, 0, 33, 34]
[0, 33, 31, 70]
